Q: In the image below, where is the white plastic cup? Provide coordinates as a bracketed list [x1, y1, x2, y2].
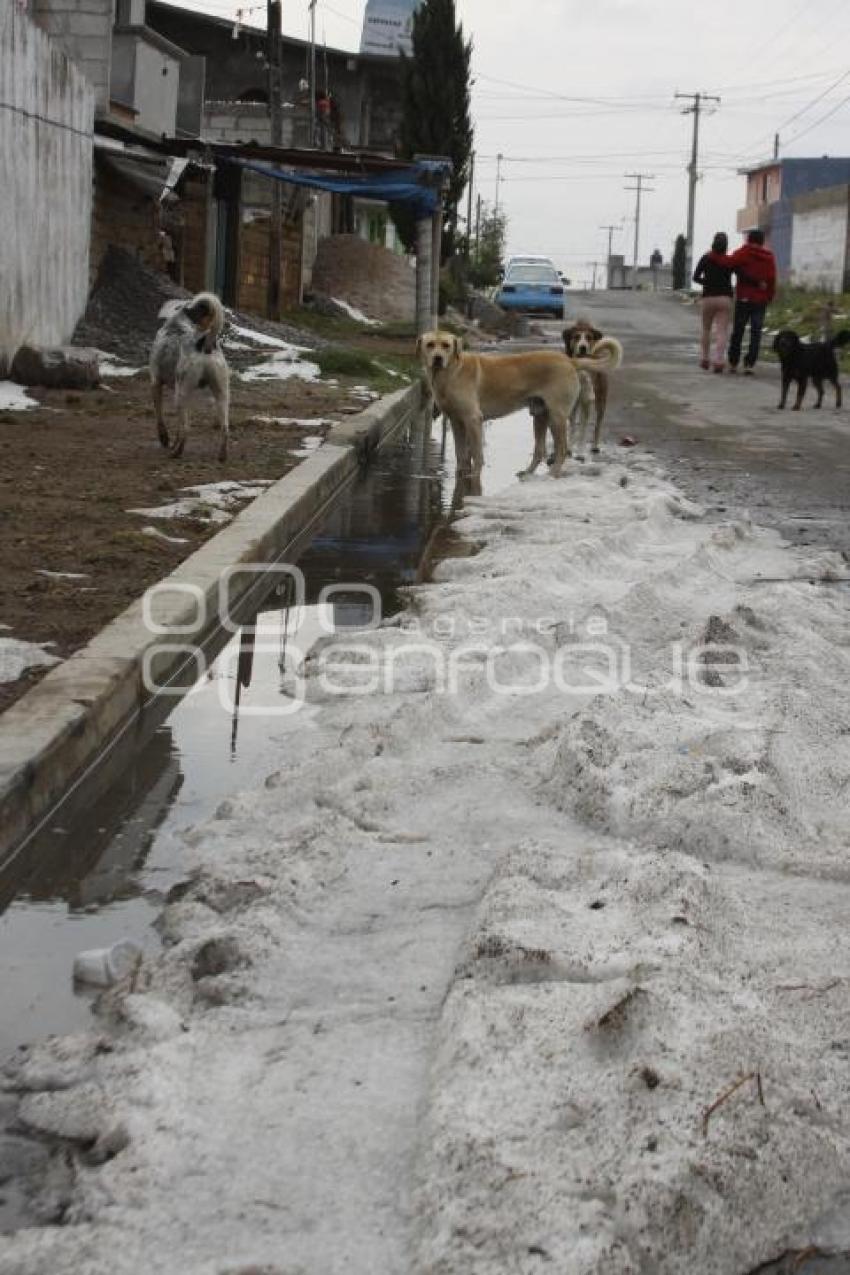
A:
[73, 940, 142, 987]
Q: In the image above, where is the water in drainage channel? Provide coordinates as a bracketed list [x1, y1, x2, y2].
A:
[0, 409, 533, 1233]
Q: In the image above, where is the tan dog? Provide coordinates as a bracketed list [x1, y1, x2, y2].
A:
[418, 331, 622, 476]
[563, 321, 610, 454]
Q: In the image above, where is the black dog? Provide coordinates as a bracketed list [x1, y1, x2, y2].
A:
[772, 328, 850, 410]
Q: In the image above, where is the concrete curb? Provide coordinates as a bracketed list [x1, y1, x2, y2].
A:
[0, 380, 425, 863]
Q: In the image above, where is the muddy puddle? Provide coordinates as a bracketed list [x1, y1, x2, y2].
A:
[0, 408, 534, 1232]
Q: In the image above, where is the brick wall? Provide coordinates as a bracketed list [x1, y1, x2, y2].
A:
[90, 160, 168, 284]
[90, 160, 209, 292]
[179, 178, 210, 295]
[311, 234, 414, 323]
[237, 215, 303, 316]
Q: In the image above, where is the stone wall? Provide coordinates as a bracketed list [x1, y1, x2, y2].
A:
[310, 234, 414, 323]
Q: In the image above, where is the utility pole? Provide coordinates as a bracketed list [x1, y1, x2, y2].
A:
[466, 150, 475, 259]
[599, 222, 621, 289]
[624, 173, 655, 289]
[773, 131, 780, 160]
[587, 262, 599, 291]
[495, 152, 504, 211]
[267, 0, 282, 320]
[309, 0, 318, 147]
[675, 91, 720, 283]
[475, 193, 482, 256]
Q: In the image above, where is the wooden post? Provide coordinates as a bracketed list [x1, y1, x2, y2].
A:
[267, 0, 283, 320]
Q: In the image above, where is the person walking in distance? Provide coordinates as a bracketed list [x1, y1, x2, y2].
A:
[723, 229, 777, 374]
[693, 232, 735, 373]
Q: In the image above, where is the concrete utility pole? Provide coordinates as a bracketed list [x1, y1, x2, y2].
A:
[599, 222, 621, 288]
[267, 0, 283, 320]
[495, 152, 504, 211]
[624, 173, 655, 289]
[587, 262, 599, 291]
[675, 91, 720, 284]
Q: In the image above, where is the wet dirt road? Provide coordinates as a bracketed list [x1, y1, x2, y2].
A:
[554, 289, 850, 559]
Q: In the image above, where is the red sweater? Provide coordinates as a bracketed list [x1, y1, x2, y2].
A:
[710, 244, 777, 304]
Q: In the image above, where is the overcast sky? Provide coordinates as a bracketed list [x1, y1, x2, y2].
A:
[184, 0, 850, 285]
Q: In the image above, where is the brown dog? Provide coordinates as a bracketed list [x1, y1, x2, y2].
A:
[563, 321, 609, 453]
[418, 331, 622, 477]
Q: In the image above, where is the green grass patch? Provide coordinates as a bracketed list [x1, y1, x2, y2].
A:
[762, 287, 850, 366]
[313, 345, 417, 393]
[279, 307, 369, 341]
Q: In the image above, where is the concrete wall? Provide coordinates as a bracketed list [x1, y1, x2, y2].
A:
[791, 185, 850, 293]
[132, 33, 181, 135]
[311, 234, 414, 322]
[202, 101, 275, 146]
[0, 3, 95, 370]
[31, 0, 112, 111]
[110, 28, 183, 135]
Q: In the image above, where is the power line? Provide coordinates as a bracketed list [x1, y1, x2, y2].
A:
[784, 91, 850, 146]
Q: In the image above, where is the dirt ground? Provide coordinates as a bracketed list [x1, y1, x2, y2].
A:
[0, 369, 372, 714]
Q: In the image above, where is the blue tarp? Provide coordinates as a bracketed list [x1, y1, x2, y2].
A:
[235, 158, 449, 218]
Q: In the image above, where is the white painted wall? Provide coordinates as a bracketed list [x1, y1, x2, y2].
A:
[791, 203, 848, 293]
[0, 4, 94, 370]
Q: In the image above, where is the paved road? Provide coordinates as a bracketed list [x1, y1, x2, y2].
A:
[535, 290, 850, 560]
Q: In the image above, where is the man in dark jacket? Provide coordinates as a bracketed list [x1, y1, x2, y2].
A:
[722, 230, 777, 373]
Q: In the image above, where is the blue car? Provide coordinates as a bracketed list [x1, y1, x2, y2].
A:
[495, 261, 566, 318]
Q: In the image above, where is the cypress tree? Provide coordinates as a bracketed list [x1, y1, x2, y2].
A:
[392, 0, 473, 259]
[672, 234, 687, 290]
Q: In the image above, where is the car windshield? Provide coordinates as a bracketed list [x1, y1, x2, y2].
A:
[505, 265, 559, 284]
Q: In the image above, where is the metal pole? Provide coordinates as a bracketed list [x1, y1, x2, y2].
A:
[416, 217, 433, 335]
[675, 92, 720, 284]
[267, 0, 283, 320]
[495, 152, 503, 211]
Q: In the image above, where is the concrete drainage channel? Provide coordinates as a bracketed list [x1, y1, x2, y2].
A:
[0, 385, 535, 1235]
